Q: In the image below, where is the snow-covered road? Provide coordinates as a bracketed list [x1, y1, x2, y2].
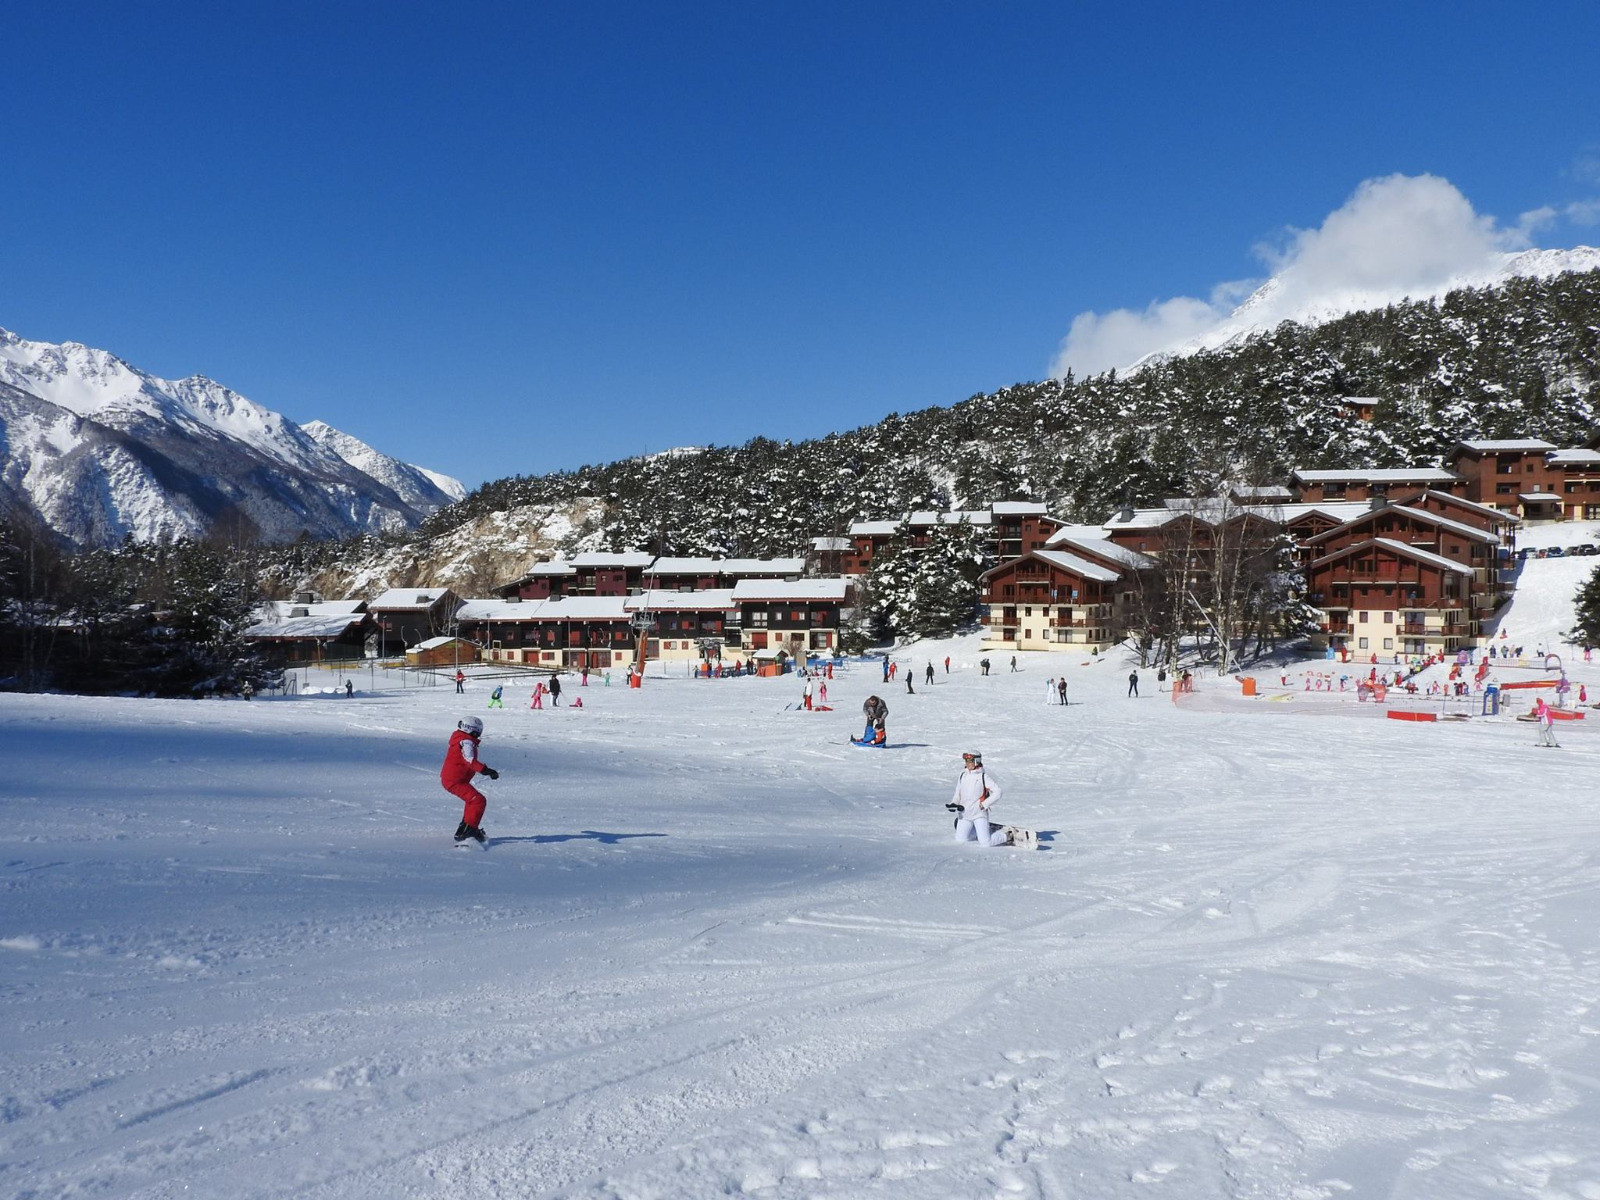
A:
[5, 553, 1600, 1198]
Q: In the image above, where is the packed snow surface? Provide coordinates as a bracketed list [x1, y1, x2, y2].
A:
[6, 553, 1600, 1198]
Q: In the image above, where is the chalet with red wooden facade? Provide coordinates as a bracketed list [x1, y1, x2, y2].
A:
[1303, 539, 1476, 656]
[1292, 467, 1464, 503]
[979, 537, 1155, 653]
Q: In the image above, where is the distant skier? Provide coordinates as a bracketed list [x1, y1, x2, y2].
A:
[981, 658, 991, 676]
[1046, 677, 1056, 704]
[803, 679, 814, 710]
[454, 669, 466, 694]
[1010, 655, 1018, 673]
[925, 662, 934, 685]
[441, 715, 498, 844]
[882, 656, 891, 683]
[1536, 696, 1559, 747]
[344, 680, 353, 698]
[487, 684, 504, 709]
[549, 674, 562, 706]
[943, 655, 950, 674]
[1128, 670, 1139, 697]
[1057, 678, 1067, 706]
[906, 673, 915, 695]
[530, 682, 545, 709]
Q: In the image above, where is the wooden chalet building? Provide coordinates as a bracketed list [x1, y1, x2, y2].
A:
[1303, 539, 1476, 657]
[569, 552, 655, 596]
[456, 596, 635, 670]
[243, 594, 373, 666]
[808, 536, 852, 576]
[1291, 467, 1464, 503]
[842, 519, 902, 575]
[979, 536, 1155, 653]
[729, 578, 847, 656]
[367, 588, 461, 656]
[498, 560, 579, 600]
[1445, 439, 1600, 520]
[1300, 500, 1503, 616]
[623, 589, 736, 660]
[989, 501, 1066, 560]
[1388, 488, 1521, 549]
[641, 557, 804, 592]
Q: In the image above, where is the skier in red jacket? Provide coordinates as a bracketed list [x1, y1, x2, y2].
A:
[441, 716, 498, 843]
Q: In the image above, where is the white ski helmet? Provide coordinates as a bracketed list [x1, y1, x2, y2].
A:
[459, 716, 484, 736]
[962, 750, 983, 766]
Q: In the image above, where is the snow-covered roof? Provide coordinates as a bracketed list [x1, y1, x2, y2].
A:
[731, 579, 849, 602]
[848, 520, 902, 537]
[525, 560, 577, 577]
[644, 557, 803, 576]
[1400, 489, 1521, 524]
[264, 598, 366, 619]
[455, 596, 631, 621]
[1230, 485, 1294, 501]
[571, 552, 655, 569]
[411, 635, 471, 650]
[368, 588, 450, 610]
[244, 609, 367, 640]
[1045, 534, 1158, 571]
[1049, 523, 1117, 541]
[1294, 468, 1460, 483]
[907, 510, 993, 528]
[1030, 550, 1122, 583]
[1306, 504, 1499, 545]
[1275, 502, 1373, 523]
[1457, 438, 1557, 453]
[990, 501, 1049, 516]
[624, 589, 737, 612]
[1101, 508, 1176, 530]
[1547, 448, 1600, 466]
[810, 536, 852, 551]
[1308, 537, 1473, 575]
[1519, 492, 1563, 503]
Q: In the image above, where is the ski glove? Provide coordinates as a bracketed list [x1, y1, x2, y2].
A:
[483, 767, 499, 780]
[945, 802, 963, 812]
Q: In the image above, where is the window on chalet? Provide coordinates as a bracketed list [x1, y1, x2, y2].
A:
[749, 611, 768, 627]
[1496, 484, 1516, 495]
[1383, 638, 1393, 650]
[1358, 612, 1369, 623]
[1382, 612, 1393, 624]
[1358, 636, 1369, 649]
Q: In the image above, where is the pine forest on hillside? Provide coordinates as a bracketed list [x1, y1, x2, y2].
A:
[426, 269, 1600, 558]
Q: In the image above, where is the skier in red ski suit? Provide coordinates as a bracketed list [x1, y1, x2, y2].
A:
[441, 716, 497, 842]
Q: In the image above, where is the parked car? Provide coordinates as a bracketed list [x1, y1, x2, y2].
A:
[1547, 546, 1566, 557]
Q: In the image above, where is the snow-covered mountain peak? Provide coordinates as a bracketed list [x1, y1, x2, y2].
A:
[0, 326, 465, 547]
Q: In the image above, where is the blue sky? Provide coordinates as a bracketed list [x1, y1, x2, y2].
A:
[7, 2, 1600, 489]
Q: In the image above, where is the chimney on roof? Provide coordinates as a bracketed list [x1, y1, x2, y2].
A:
[1370, 495, 1389, 511]
[1117, 505, 1134, 523]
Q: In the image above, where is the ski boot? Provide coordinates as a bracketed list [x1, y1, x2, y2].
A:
[454, 822, 471, 842]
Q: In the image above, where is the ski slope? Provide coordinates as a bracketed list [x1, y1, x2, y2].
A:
[5, 566, 1600, 1198]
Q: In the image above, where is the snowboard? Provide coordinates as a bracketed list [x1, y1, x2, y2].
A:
[951, 814, 1038, 849]
[850, 738, 889, 748]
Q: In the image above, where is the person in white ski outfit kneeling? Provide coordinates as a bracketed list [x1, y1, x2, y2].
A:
[949, 751, 1011, 846]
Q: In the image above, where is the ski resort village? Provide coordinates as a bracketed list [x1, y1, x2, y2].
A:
[13, 12, 1600, 1192]
[9, 420, 1600, 1197]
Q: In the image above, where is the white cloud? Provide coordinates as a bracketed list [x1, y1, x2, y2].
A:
[1050, 173, 1593, 379]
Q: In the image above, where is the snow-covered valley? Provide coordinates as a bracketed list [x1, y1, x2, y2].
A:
[5, 549, 1600, 1199]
